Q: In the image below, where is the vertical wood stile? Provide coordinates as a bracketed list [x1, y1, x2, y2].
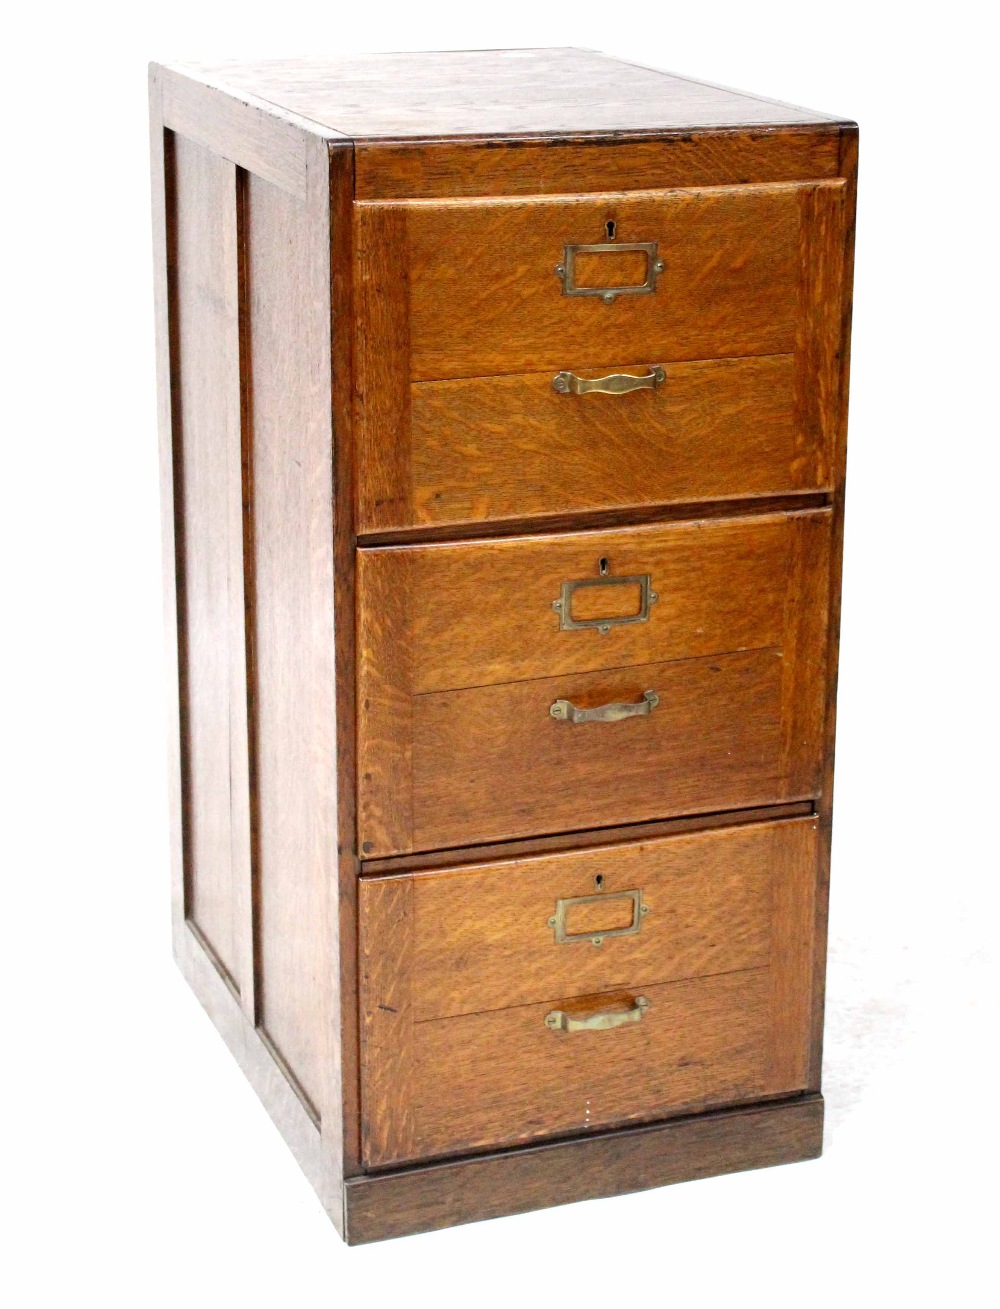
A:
[778, 511, 832, 797]
[794, 179, 847, 489]
[766, 818, 819, 1090]
[357, 548, 415, 857]
[359, 876, 415, 1168]
[226, 163, 256, 1023]
[328, 141, 363, 1183]
[808, 127, 859, 1089]
[353, 204, 412, 533]
[149, 76, 186, 945]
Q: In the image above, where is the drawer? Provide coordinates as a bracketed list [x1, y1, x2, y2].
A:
[359, 815, 819, 1167]
[356, 510, 821, 858]
[357, 510, 830, 857]
[354, 180, 846, 531]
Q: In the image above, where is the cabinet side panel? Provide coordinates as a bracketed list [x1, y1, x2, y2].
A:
[169, 133, 249, 993]
[245, 170, 337, 1122]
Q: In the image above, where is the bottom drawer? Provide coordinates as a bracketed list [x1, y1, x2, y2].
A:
[359, 815, 819, 1168]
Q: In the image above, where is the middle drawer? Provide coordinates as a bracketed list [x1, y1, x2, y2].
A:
[358, 511, 831, 858]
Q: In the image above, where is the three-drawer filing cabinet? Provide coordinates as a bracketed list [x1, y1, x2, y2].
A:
[150, 49, 856, 1243]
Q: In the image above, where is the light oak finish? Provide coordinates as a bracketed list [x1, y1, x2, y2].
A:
[151, 67, 353, 1227]
[168, 133, 251, 999]
[358, 183, 807, 380]
[404, 355, 806, 530]
[355, 180, 845, 532]
[345, 1093, 824, 1242]
[360, 816, 818, 1166]
[151, 50, 855, 1243]
[358, 510, 830, 855]
[354, 128, 843, 201]
[182, 49, 842, 139]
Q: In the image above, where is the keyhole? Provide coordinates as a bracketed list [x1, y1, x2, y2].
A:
[605, 219, 616, 241]
[599, 556, 609, 575]
[595, 874, 604, 890]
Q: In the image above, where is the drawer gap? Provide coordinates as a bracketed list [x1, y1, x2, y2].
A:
[358, 491, 834, 548]
[359, 800, 817, 876]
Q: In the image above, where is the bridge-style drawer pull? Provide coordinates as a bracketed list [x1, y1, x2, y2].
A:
[545, 995, 650, 1032]
[550, 690, 659, 724]
[552, 366, 665, 395]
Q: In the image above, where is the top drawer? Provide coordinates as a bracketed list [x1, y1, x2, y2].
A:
[354, 181, 846, 532]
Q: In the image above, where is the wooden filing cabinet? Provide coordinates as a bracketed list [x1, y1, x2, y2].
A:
[149, 49, 856, 1243]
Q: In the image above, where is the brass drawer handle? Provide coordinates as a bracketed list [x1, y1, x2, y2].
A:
[545, 996, 650, 1032]
[550, 690, 658, 724]
[552, 366, 665, 395]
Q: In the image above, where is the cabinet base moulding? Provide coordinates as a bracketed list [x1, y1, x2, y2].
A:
[344, 1094, 824, 1244]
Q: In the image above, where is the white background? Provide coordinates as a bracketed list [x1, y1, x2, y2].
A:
[3, 4, 997, 1305]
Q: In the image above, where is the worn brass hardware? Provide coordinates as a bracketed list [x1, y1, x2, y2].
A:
[554, 240, 664, 303]
[552, 572, 658, 635]
[552, 366, 666, 395]
[550, 690, 659, 724]
[547, 888, 649, 946]
[545, 996, 650, 1032]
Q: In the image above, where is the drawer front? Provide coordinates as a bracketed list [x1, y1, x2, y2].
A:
[359, 816, 819, 1167]
[354, 180, 845, 531]
[357, 510, 830, 857]
[409, 355, 809, 529]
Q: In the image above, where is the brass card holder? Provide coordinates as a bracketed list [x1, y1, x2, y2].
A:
[554, 240, 664, 303]
[548, 887, 649, 947]
[552, 571, 658, 635]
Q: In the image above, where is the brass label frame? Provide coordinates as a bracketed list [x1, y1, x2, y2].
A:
[547, 888, 649, 947]
[554, 240, 665, 303]
[552, 572, 658, 635]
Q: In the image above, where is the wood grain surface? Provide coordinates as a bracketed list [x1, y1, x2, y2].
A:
[359, 816, 819, 1166]
[809, 125, 859, 1089]
[168, 132, 248, 997]
[345, 1093, 824, 1242]
[408, 649, 783, 851]
[358, 183, 809, 384]
[355, 180, 846, 532]
[177, 49, 844, 140]
[152, 53, 856, 1241]
[355, 127, 843, 200]
[358, 511, 831, 855]
[361, 801, 816, 876]
[387, 355, 807, 532]
[392, 821, 784, 1020]
[245, 167, 335, 1121]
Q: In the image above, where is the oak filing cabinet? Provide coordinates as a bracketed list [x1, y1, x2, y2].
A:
[150, 50, 856, 1243]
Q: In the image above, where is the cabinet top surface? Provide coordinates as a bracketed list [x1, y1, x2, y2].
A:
[168, 48, 847, 142]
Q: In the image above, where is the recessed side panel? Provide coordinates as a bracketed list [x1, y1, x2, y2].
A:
[169, 132, 252, 998]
